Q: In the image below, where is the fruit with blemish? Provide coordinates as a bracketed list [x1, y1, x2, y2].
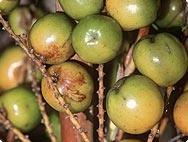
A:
[29, 13, 75, 65]
[41, 61, 94, 113]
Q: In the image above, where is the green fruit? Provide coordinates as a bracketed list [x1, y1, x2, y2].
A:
[8, 6, 45, 35]
[49, 111, 61, 142]
[72, 14, 123, 64]
[106, 75, 164, 134]
[29, 13, 75, 65]
[0, 0, 20, 15]
[58, 0, 104, 20]
[8, 6, 32, 35]
[155, 0, 184, 28]
[133, 33, 187, 87]
[0, 86, 41, 132]
[0, 46, 26, 91]
[41, 61, 94, 113]
[173, 91, 188, 136]
[106, 0, 160, 31]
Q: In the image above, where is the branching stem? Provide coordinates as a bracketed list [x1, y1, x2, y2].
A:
[0, 14, 89, 142]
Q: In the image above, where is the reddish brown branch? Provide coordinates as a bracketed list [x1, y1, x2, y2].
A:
[97, 64, 105, 142]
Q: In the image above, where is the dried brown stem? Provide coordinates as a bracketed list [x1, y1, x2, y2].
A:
[97, 64, 105, 142]
[124, 27, 150, 77]
[6, 130, 15, 142]
[0, 112, 31, 142]
[0, 14, 89, 142]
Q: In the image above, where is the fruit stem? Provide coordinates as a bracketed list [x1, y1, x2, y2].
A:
[30, 64, 57, 142]
[0, 112, 31, 142]
[97, 64, 105, 142]
[0, 14, 90, 142]
[147, 123, 159, 142]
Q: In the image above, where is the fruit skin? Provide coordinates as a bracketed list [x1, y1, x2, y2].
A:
[29, 13, 75, 65]
[0, 46, 26, 91]
[0, 0, 20, 15]
[133, 33, 187, 87]
[155, 0, 184, 28]
[106, 75, 164, 134]
[41, 61, 94, 113]
[72, 14, 123, 64]
[106, 0, 160, 31]
[58, 0, 104, 20]
[0, 86, 41, 132]
[173, 91, 188, 136]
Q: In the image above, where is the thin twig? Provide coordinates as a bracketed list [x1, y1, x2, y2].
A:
[0, 14, 89, 142]
[158, 86, 174, 137]
[147, 123, 159, 142]
[97, 64, 105, 142]
[0, 112, 31, 142]
[168, 134, 185, 142]
[30, 64, 57, 142]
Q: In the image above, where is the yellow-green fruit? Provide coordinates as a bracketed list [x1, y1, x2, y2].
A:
[29, 13, 75, 65]
[41, 61, 94, 113]
[8, 6, 32, 35]
[133, 33, 187, 87]
[173, 91, 188, 136]
[0, 86, 41, 132]
[0, 46, 26, 91]
[58, 0, 104, 20]
[0, 0, 20, 15]
[106, 75, 164, 134]
[106, 0, 160, 31]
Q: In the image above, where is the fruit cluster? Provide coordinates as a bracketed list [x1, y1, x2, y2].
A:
[0, 0, 188, 142]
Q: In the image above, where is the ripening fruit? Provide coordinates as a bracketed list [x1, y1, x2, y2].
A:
[0, 86, 41, 132]
[29, 13, 75, 65]
[173, 90, 188, 136]
[0, 0, 20, 15]
[133, 33, 187, 87]
[41, 61, 94, 113]
[58, 0, 104, 20]
[106, 0, 160, 31]
[106, 75, 164, 134]
[72, 14, 123, 64]
[0, 46, 26, 91]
